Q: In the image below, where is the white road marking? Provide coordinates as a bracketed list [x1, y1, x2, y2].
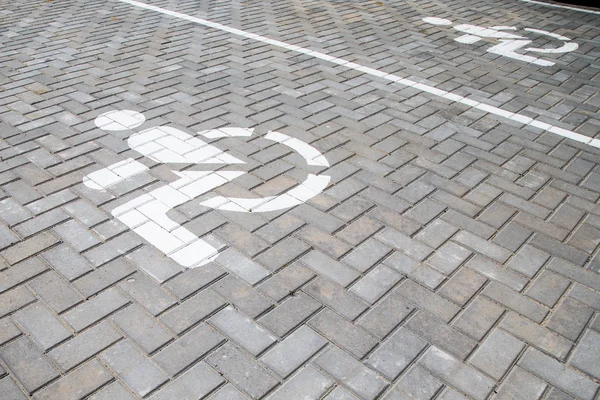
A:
[519, 0, 600, 15]
[113, 0, 600, 149]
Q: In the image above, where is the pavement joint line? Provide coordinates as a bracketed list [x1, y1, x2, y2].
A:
[114, 0, 600, 149]
[519, 0, 600, 15]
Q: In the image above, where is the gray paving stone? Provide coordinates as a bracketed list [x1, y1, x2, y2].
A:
[349, 265, 400, 304]
[546, 297, 594, 341]
[14, 303, 72, 351]
[0, 317, 21, 346]
[303, 277, 368, 320]
[0, 336, 60, 394]
[28, 271, 83, 313]
[112, 304, 172, 355]
[396, 280, 460, 323]
[267, 364, 334, 400]
[366, 327, 427, 380]
[259, 292, 321, 337]
[258, 263, 315, 302]
[419, 346, 494, 400]
[314, 346, 388, 400]
[525, 270, 570, 308]
[215, 248, 270, 285]
[212, 275, 273, 318]
[470, 330, 525, 380]
[62, 287, 129, 332]
[150, 362, 224, 400]
[88, 382, 137, 400]
[100, 340, 168, 398]
[494, 367, 547, 400]
[453, 297, 504, 341]
[160, 289, 225, 334]
[206, 342, 279, 399]
[209, 306, 276, 356]
[125, 246, 181, 284]
[483, 281, 548, 323]
[164, 262, 227, 300]
[569, 329, 600, 380]
[0, 377, 28, 400]
[73, 258, 135, 298]
[300, 250, 359, 287]
[207, 384, 248, 400]
[117, 272, 177, 316]
[382, 365, 443, 400]
[519, 348, 598, 400]
[0, 285, 36, 318]
[0, 257, 48, 293]
[31, 359, 113, 400]
[499, 312, 572, 361]
[261, 326, 326, 378]
[41, 244, 93, 281]
[153, 323, 224, 376]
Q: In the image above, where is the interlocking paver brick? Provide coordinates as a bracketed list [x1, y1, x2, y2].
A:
[31, 359, 112, 400]
[267, 364, 334, 400]
[366, 327, 427, 380]
[13, 303, 71, 351]
[419, 347, 494, 400]
[206, 342, 279, 399]
[153, 323, 224, 376]
[314, 346, 388, 400]
[261, 326, 326, 378]
[382, 365, 443, 400]
[150, 362, 224, 400]
[0, 336, 60, 394]
[100, 340, 168, 398]
[519, 348, 599, 400]
[62, 287, 129, 332]
[160, 289, 225, 335]
[0, 285, 36, 318]
[209, 306, 276, 356]
[303, 277, 368, 320]
[0, 377, 28, 400]
[546, 297, 594, 342]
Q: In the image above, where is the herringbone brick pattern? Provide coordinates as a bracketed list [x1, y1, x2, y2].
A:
[1, 0, 600, 398]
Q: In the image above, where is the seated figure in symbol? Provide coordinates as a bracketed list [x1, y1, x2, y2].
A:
[84, 110, 330, 271]
[423, 17, 578, 67]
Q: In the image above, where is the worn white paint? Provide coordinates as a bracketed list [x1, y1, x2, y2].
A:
[84, 110, 330, 268]
[424, 17, 578, 67]
[112, 0, 599, 149]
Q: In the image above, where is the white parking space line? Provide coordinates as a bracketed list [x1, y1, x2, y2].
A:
[114, 0, 600, 149]
[519, 0, 600, 15]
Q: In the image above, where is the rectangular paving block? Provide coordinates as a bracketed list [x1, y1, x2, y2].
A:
[153, 323, 224, 376]
[382, 365, 443, 400]
[396, 279, 460, 322]
[31, 359, 113, 400]
[261, 326, 327, 378]
[117, 272, 177, 316]
[73, 258, 135, 297]
[209, 305, 276, 356]
[150, 362, 224, 400]
[257, 263, 315, 302]
[0, 317, 21, 346]
[0, 285, 35, 318]
[49, 320, 121, 372]
[259, 292, 321, 337]
[214, 247, 270, 285]
[569, 329, 600, 381]
[546, 297, 594, 341]
[211, 274, 273, 318]
[14, 303, 72, 351]
[349, 264, 401, 304]
[482, 281, 548, 323]
[100, 340, 168, 398]
[0, 377, 28, 400]
[366, 327, 427, 380]
[469, 330, 525, 380]
[111, 304, 172, 355]
[419, 346, 495, 400]
[0, 257, 48, 294]
[267, 364, 334, 400]
[519, 348, 598, 400]
[1, 231, 58, 265]
[206, 342, 279, 399]
[28, 271, 83, 313]
[160, 289, 225, 334]
[62, 287, 129, 332]
[303, 277, 368, 320]
[300, 250, 359, 287]
[314, 346, 388, 400]
[499, 312, 572, 361]
[494, 366, 547, 400]
[0, 336, 60, 394]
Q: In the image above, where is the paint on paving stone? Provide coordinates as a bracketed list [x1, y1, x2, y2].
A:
[112, 0, 600, 149]
[84, 111, 331, 269]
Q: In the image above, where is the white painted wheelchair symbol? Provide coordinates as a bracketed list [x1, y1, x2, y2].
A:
[423, 17, 578, 67]
[84, 110, 330, 269]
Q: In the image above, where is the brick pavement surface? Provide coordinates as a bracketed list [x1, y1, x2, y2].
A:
[1, 0, 600, 398]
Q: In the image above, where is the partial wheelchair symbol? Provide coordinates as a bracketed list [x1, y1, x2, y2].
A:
[423, 17, 578, 67]
[84, 110, 331, 269]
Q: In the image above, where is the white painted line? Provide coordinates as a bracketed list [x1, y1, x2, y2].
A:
[114, 0, 598, 149]
[519, 0, 600, 15]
